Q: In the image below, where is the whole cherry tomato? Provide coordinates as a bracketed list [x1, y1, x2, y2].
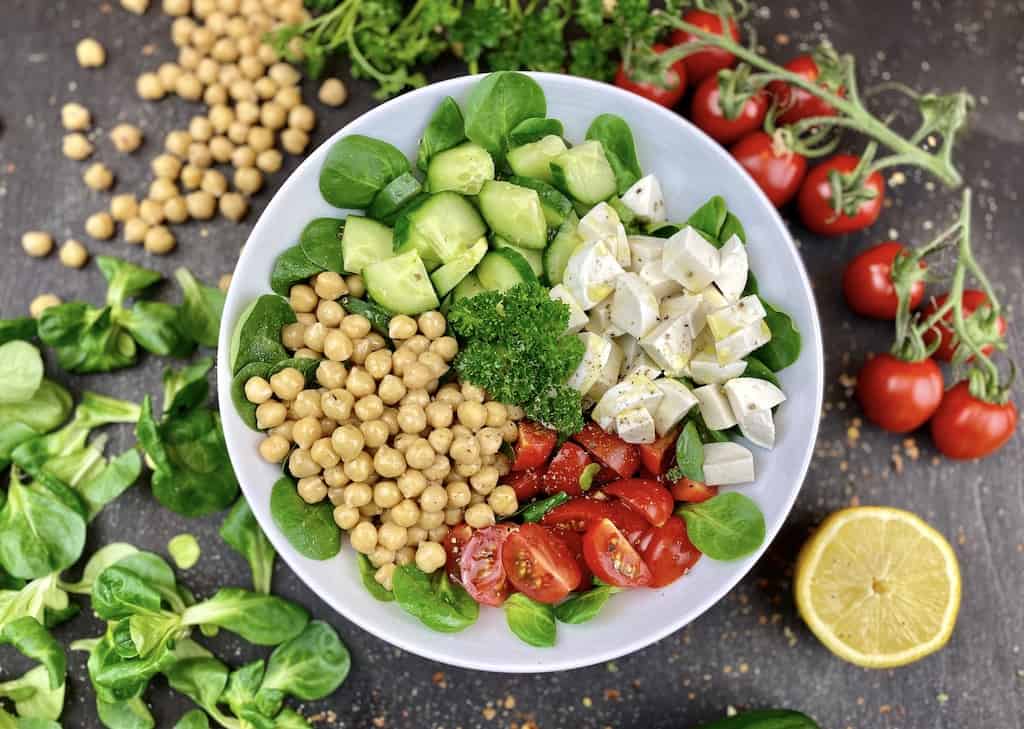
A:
[730, 131, 807, 208]
[768, 54, 845, 125]
[921, 290, 1007, 361]
[511, 421, 557, 471]
[502, 523, 582, 604]
[637, 429, 678, 475]
[614, 44, 688, 108]
[670, 9, 740, 84]
[573, 422, 640, 479]
[797, 154, 885, 236]
[670, 477, 718, 503]
[542, 442, 592, 497]
[603, 479, 675, 527]
[582, 519, 653, 588]
[459, 525, 514, 606]
[842, 242, 926, 319]
[930, 382, 1018, 460]
[690, 74, 768, 145]
[638, 516, 701, 588]
[856, 353, 944, 433]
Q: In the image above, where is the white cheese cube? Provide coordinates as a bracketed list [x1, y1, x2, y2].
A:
[622, 352, 662, 381]
[652, 378, 698, 436]
[734, 407, 776, 449]
[716, 321, 772, 364]
[689, 347, 748, 385]
[723, 377, 787, 414]
[640, 316, 694, 376]
[620, 174, 666, 223]
[707, 295, 767, 340]
[617, 334, 643, 368]
[567, 332, 613, 396]
[548, 284, 589, 333]
[701, 285, 730, 313]
[662, 226, 720, 292]
[585, 298, 624, 338]
[592, 380, 629, 431]
[586, 338, 625, 403]
[591, 374, 662, 431]
[578, 202, 630, 268]
[661, 293, 707, 339]
[611, 272, 660, 338]
[702, 442, 755, 485]
[693, 384, 737, 430]
[714, 235, 749, 302]
[628, 235, 682, 299]
[564, 239, 625, 310]
[616, 406, 656, 444]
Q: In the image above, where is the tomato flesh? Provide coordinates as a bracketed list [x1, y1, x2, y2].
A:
[768, 55, 844, 125]
[614, 44, 687, 108]
[690, 75, 768, 145]
[511, 421, 557, 471]
[637, 430, 678, 476]
[797, 154, 885, 236]
[573, 422, 639, 479]
[930, 381, 1017, 460]
[458, 525, 514, 607]
[670, 10, 740, 84]
[501, 523, 582, 604]
[843, 241, 925, 319]
[542, 442, 592, 497]
[442, 523, 474, 582]
[638, 516, 701, 588]
[921, 290, 1007, 361]
[603, 479, 675, 527]
[582, 519, 653, 588]
[856, 353, 944, 433]
[730, 131, 807, 208]
[541, 498, 650, 545]
[670, 477, 718, 503]
[547, 526, 592, 586]
[503, 468, 543, 502]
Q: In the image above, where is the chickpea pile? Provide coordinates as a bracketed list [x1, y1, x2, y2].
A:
[243, 275, 523, 592]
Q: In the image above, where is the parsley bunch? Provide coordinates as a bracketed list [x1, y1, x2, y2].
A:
[448, 284, 585, 436]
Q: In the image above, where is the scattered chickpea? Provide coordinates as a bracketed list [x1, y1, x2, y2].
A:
[186, 190, 217, 220]
[162, 0, 191, 16]
[85, 212, 115, 241]
[30, 294, 62, 319]
[137, 72, 166, 100]
[59, 239, 89, 269]
[139, 199, 166, 225]
[220, 192, 248, 221]
[21, 231, 53, 258]
[76, 38, 106, 68]
[164, 196, 189, 224]
[143, 225, 176, 254]
[175, 73, 203, 101]
[188, 142, 213, 168]
[83, 162, 115, 191]
[61, 102, 91, 131]
[234, 166, 263, 195]
[63, 133, 94, 161]
[209, 136, 234, 163]
[121, 0, 150, 14]
[124, 218, 149, 244]
[110, 194, 139, 222]
[280, 128, 309, 155]
[157, 62, 182, 89]
[149, 178, 179, 202]
[165, 130, 192, 157]
[201, 169, 228, 197]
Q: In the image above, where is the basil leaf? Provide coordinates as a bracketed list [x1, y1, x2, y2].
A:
[686, 195, 728, 245]
[391, 565, 478, 633]
[719, 212, 746, 244]
[743, 356, 781, 387]
[357, 554, 394, 602]
[504, 593, 556, 647]
[554, 586, 617, 625]
[677, 492, 766, 561]
[674, 420, 705, 482]
[755, 300, 801, 371]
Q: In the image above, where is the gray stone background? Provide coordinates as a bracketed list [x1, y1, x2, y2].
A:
[1, 0, 1022, 727]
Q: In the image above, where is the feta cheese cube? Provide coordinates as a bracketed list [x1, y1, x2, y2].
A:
[587, 337, 625, 403]
[628, 235, 682, 298]
[660, 293, 707, 338]
[706, 295, 767, 340]
[567, 332, 613, 396]
[714, 235, 748, 302]
[734, 407, 776, 449]
[701, 285, 730, 313]
[693, 384, 737, 430]
[716, 321, 772, 363]
[662, 226, 720, 292]
[564, 239, 625, 310]
[620, 174, 666, 223]
[702, 442, 755, 485]
[622, 352, 662, 381]
[689, 347, 748, 385]
[578, 202, 630, 267]
[611, 272, 660, 338]
[653, 378, 698, 436]
[640, 316, 694, 376]
[616, 406, 656, 444]
[723, 377, 787, 414]
[591, 374, 662, 430]
[586, 298, 624, 338]
[548, 284, 589, 333]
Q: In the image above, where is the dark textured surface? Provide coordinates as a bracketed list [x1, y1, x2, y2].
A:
[2, 1, 1023, 727]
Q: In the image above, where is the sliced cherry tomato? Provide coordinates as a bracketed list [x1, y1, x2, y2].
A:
[593, 465, 621, 486]
[511, 421, 557, 472]
[614, 44, 687, 108]
[573, 422, 639, 479]
[768, 54, 845, 125]
[930, 381, 1018, 460]
[638, 516, 701, 588]
[797, 154, 886, 236]
[690, 75, 768, 145]
[670, 9, 740, 84]
[501, 523, 582, 604]
[843, 242, 926, 319]
[604, 479, 675, 527]
[541, 498, 649, 544]
[503, 468, 543, 502]
[856, 353, 944, 433]
[459, 524, 514, 607]
[921, 290, 1007, 361]
[582, 519, 653, 588]
[637, 430, 678, 476]
[542, 442, 592, 497]
[730, 131, 807, 208]
[670, 477, 718, 503]
[442, 523, 474, 582]
[547, 526, 592, 585]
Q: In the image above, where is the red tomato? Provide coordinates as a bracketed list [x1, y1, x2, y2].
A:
[797, 155, 885, 236]
[690, 75, 768, 145]
[501, 523, 582, 604]
[442, 523, 474, 582]
[856, 353, 944, 433]
[542, 442, 592, 497]
[842, 242, 926, 319]
[541, 498, 649, 544]
[921, 290, 1007, 361]
[768, 54, 844, 125]
[592, 465, 621, 486]
[638, 516, 701, 588]
[637, 430, 678, 476]
[502, 468, 543, 502]
[670, 477, 718, 503]
[670, 10, 740, 84]
[614, 45, 687, 108]
[730, 132, 807, 208]
[603, 479, 675, 527]
[582, 519, 653, 588]
[459, 525, 514, 607]
[548, 526, 592, 585]
[572, 422, 639, 479]
[930, 382, 1018, 460]
[511, 421, 557, 471]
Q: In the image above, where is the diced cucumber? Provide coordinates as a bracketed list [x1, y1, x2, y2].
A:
[492, 236, 544, 279]
[426, 142, 495, 195]
[368, 172, 423, 224]
[393, 192, 488, 271]
[550, 140, 617, 205]
[430, 237, 489, 296]
[477, 180, 547, 250]
[543, 212, 581, 286]
[452, 271, 486, 302]
[507, 176, 573, 227]
[363, 250, 439, 315]
[507, 135, 567, 183]
[341, 216, 394, 274]
[476, 248, 539, 292]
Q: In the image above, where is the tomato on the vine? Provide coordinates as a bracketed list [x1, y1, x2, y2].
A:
[797, 154, 885, 235]
[614, 44, 687, 108]
[511, 421, 557, 471]
[582, 519, 653, 588]
[730, 131, 807, 208]
[670, 9, 740, 84]
[842, 241, 926, 320]
[768, 54, 845, 125]
[856, 353, 944, 433]
[604, 479, 675, 527]
[573, 422, 640, 479]
[501, 523, 582, 604]
[638, 516, 701, 588]
[690, 75, 768, 145]
[459, 525, 514, 606]
[929, 382, 1018, 460]
[670, 477, 718, 503]
[921, 290, 1007, 361]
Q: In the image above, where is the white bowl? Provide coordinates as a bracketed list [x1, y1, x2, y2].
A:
[217, 72, 824, 673]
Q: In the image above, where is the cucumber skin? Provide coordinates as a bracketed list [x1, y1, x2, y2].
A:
[542, 213, 580, 286]
[363, 251, 440, 315]
[696, 710, 819, 729]
[476, 248, 539, 292]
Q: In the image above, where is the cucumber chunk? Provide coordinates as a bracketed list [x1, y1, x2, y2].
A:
[507, 135, 567, 183]
[543, 212, 581, 286]
[452, 272, 486, 302]
[492, 236, 544, 279]
[507, 175, 573, 227]
[393, 192, 488, 271]
[477, 180, 547, 250]
[363, 250, 439, 315]
[342, 216, 394, 274]
[368, 172, 423, 224]
[476, 248, 539, 292]
[550, 140, 617, 205]
[430, 237, 489, 296]
[426, 142, 495, 195]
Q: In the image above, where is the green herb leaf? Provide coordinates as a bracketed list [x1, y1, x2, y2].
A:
[220, 498, 275, 595]
[391, 565, 478, 633]
[743, 356, 782, 387]
[677, 492, 766, 561]
[270, 477, 341, 560]
[258, 620, 350, 701]
[0, 616, 66, 690]
[674, 420, 705, 482]
[417, 96, 466, 172]
[754, 300, 802, 371]
[174, 268, 226, 349]
[170, 709, 209, 729]
[463, 71, 546, 163]
[686, 195, 729, 246]
[513, 491, 568, 523]
[554, 585, 617, 624]
[299, 217, 345, 272]
[319, 135, 411, 209]
[229, 295, 296, 375]
[180, 588, 309, 646]
[357, 554, 394, 602]
[0, 664, 65, 722]
[271, 244, 322, 297]
[586, 114, 642, 194]
[0, 317, 38, 346]
[504, 593, 556, 647]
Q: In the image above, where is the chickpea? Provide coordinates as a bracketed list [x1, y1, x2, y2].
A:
[333, 505, 359, 530]
[136, 72, 166, 100]
[204, 84, 228, 105]
[373, 518, 407, 553]
[244, 376, 273, 404]
[163, 0, 190, 15]
[84, 160, 117, 190]
[464, 504, 495, 530]
[423, 453, 450, 482]
[352, 394, 381, 423]
[175, 74, 203, 101]
[340, 275, 363, 299]
[209, 136, 234, 164]
[450, 436, 480, 466]
[63, 133, 94, 160]
[446, 481, 471, 508]
[361, 349, 390, 380]
[227, 121, 250, 146]
[345, 367, 376, 398]
[336, 315, 368, 341]
[297, 476, 327, 504]
[387, 315, 416, 340]
[285, 283, 315, 313]
[349, 522, 378, 554]
[269, 420, 295, 443]
[59, 239, 89, 269]
[430, 336, 459, 362]
[418, 481, 448, 513]
[301, 322, 327, 353]
[319, 330, 351, 363]
[280, 322, 305, 351]
[122, 0, 149, 14]
[316, 361, 347, 390]
[441, 508, 461, 527]
[401, 389, 430, 410]
[149, 178, 178, 202]
[28, 294, 60, 319]
[220, 192, 249, 221]
[187, 142, 213, 169]
[470, 466, 499, 495]
[461, 382, 486, 403]
[293, 390, 324, 419]
[321, 389, 354, 422]
[397, 470, 427, 499]
[181, 165, 203, 190]
[404, 526, 427, 548]
[183, 190, 215, 220]
[108, 194, 137, 222]
[317, 77, 348, 107]
[327, 482, 347, 504]
[435, 384, 463, 407]
[487, 485, 518, 517]
[451, 424, 472, 440]
[234, 166, 263, 195]
[344, 482, 372, 508]
[455, 462, 480, 479]
[390, 348, 416, 377]
[411, 310, 442, 338]
[61, 102, 91, 131]
[76, 38, 106, 68]
[344, 451, 373, 483]
[229, 78, 257, 103]
[402, 362, 432, 391]
[21, 231, 53, 258]
[281, 128, 309, 155]
[270, 367, 305, 400]
[124, 219, 149, 244]
[170, 16, 195, 43]
[395, 546, 415, 566]
[258, 434, 290, 463]
[288, 104, 316, 132]
[371, 480, 400, 510]
[290, 417, 320, 450]
[85, 212, 115, 241]
[311, 437, 340, 469]
[380, 408, 400, 436]
[361, 419, 390, 449]
[368, 375, 402, 406]
[199, 171, 227, 199]
[288, 449, 321, 478]
[310, 272, 345, 301]
[456, 401, 488, 432]
[477, 427, 503, 456]
[502, 421, 519, 443]
[246, 126, 274, 154]
[482, 401, 508, 428]
[426, 428, 453, 456]
[294, 348, 320, 361]
[395, 405, 425, 435]
[415, 542, 446, 573]
[329, 423, 363, 462]
[404, 335, 430, 355]
[163, 196, 188, 224]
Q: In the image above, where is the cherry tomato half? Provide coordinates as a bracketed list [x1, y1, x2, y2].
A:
[573, 422, 640, 479]
[503, 468, 543, 502]
[797, 154, 885, 236]
[856, 353, 944, 433]
[768, 54, 844, 125]
[443, 523, 474, 582]
[583, 519, 653, 588]
[541, 498, 649, 545]
[637, 430, 678, 476]
[542, 442, 592, 497]
[604, 479, 675, 527]
[842, 241, 926, 320]
[638, 516, 701, 588]
[930, 381, 1018, 460]
[511, 421, 557, 471]
[730, 131, 807, 208]
[459, 524, 514, 607]
[670, 477, 718, 503]
[615, 44, 687, 108]
[690, 75, 768, 145]
[921, 290, 1007, 361]
[501, 523, 582, 604]
[670, 10, 740, 84]
[548, 526, 592, 586]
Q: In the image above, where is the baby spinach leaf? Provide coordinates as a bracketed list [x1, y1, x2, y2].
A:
[743, 356, 781, 387]
[220, 497, 275, 595]
[0, 616, 66, 690]
[687, 195, 728, 246]
[170, 709, 209, 729]
[691, 411, 730, 445]
[647, 221, 682, 239]
[320, 134, 411, 209]
[38, 303, 136, 374]
[743, 270, 759, 296]
[719, 212, 747, 244]
[112, 552, 185, 613]
[586, 114, 641, 193]
[162, 358, 213, 418]
[91, 565, 164, 620]
[340, 297, 391, 338]
[509, 117, 564, 147]
[674, 420, 705, 482]
[391, 565, 478, 633]
[554, 585, 617, 624]
[118, 301, 195, 358]
[299, 218, 345, 273]
[174, 268, 226, 349]
[229, 295, 295, 375]
[270, 245, 322, 297]
[96, 696, 155, 729]
[269, 477, 341, 560]
[61, 543, 139, 595]
[258, 620, 350, 701]
[356, 554, 393, 602]
[368, 172, 424, 225]
[417, 96, 466, 171]
[0, 341, 43, 405]
[0, 317, 37, 346]
[463, 71, 546, 163]
[754, 300, 801, 371]
[677, 492, 766, 561]
[0, 664, 65, 722]
[97, 256, 162, 307]
[180, 588, 309, 645]
[504, 593, 556, 647]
